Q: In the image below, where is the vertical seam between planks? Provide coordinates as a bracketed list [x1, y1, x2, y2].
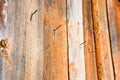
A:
[66, 0, 70, 80]
[105, 0, 116, 79]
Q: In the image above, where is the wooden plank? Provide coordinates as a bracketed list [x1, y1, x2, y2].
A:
[107, 0, 120, 79]
[37, 0, 44, 80]
[24, 0, 44, 80]
[1, 0, 44, 80]
[67, 0, 85, 80]
[0, 0, 26, 80]
[43, 0, 68, 80]
[0, 0, 9, 79]
[92, 0, 114, 80]
[83, 0, 97, 80]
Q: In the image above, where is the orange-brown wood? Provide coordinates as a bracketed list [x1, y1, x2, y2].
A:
[107, 0, 120, 79]
[43, 0, 68, 80]
[83, 0, 97, 80]
[0, 0, 119, 80]
[92, 0, 114, 79]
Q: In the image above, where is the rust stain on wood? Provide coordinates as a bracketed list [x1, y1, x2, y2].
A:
[44, 6, 66, 29]
[92, 0, 104, 79]
[44, 0, 68, 80]
[0, 0, 8, 27]
[113, 0, 120, 50]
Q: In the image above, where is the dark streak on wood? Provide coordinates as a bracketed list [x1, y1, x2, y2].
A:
[30, 10, 38, 21]
[53, 25, 62, 36]
[54, 25, 62, 32]
[80, 41, 86, 46]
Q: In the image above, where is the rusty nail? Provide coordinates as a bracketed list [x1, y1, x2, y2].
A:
[53, 25, 62, 36]
[80, 41, 86, 45]
[54, 25, 62, 32]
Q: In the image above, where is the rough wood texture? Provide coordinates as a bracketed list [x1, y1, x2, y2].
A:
[43, 0, 68, 80]
[92, 0, 114, 80]
[107, 0, 120, 79]
[0, 0, 119, 80]
[83, 0, 97, 80]
[67, 0, 85, 80]
[0, 0, 44, 80]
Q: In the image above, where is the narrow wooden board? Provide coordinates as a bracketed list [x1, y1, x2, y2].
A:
[107, 0, 120, 79]
[2, 0, 24, 80]
[37, 0, 44, 80]
[67, 0, 85, 80]
[24, 0, 44, 80]
[92, 0, 114, 80]
[43, 0, 68, 80]
[83, 0, 97, 80]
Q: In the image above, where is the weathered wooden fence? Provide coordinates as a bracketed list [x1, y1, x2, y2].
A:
[0, 0, 120, 80]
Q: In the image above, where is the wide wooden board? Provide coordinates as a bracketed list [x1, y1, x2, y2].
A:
[0, 0, 44, 80]
[43, 0, 68, 80]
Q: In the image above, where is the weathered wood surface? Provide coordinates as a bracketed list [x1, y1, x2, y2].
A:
[43, 0, 68, 80]
[107, 0, 120, 79]
[0, 0, 120, 80]
[67, 0, 85, 80]
[92, 0, 114, 80]
[83, 0, 97, 80]
[24, 0, 44, 80]
[0, 0, 44, 80]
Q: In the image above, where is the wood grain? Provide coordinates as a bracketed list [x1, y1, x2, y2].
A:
[67, 0, 85, 80]
[83, 0, 97, 80]
[107, 0, 120, 79]
[92, 0, 114, 79]
[1, 0, 44, 80]
[0, 0, 119, 80]
[24, 0, 44, 80]
[43, 0, 68, 80]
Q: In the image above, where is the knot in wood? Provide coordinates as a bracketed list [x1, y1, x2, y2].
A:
[0, 39, 7, 48]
